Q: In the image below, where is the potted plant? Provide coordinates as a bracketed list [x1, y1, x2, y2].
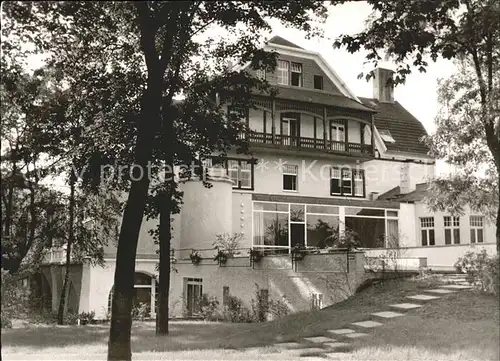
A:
[249, 248, 263, 263]
[190, 250, 202, 265]
[214, 249, 229, 265]
[291, 244, 307, 261]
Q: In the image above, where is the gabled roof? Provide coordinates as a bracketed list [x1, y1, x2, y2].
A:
[359, 97, 431, 156]
[268, 36, 304, 49]
[378, 182, 429, 203]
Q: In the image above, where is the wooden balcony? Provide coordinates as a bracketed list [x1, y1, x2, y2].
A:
[245, 132, 373, 156]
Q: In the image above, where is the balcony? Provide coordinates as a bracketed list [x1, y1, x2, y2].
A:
[246, 132, 373, 156]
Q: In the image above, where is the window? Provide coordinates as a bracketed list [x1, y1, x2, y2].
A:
[277, 60, 289, 85]
[256, 68, 266, 80]
[379, 129, 396, 143]
[420, 217, 435, 246]
[444, 216, 460, 244]
[283, 164, 298, 191]
[470, 216, 484, 243]
[227, 159, 253, 189]
[291, 62, 302, 86]
[353, 170, 364, 196]
[314, 75, 323, 90]
[330, 167, 365, 197]
[330, 120, 345, 142]
[342, 169, 352, 195]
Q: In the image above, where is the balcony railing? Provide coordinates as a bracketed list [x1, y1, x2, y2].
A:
[245, 132, 373, 155]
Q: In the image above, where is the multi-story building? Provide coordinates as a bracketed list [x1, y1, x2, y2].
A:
[34, 36, 496, 320]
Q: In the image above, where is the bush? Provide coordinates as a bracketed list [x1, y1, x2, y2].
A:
[250, 284, 269, 322]
[268, 297, 290, 319]
[78, 311, 95, 324]
[198, 294, 221, 321]
[223, 295, 252, 323]
[132, 302, 150, 321]
[455, 250, 499, 295]
[1, 271, 30, 328]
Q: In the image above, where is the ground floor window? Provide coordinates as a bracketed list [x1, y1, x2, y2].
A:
[420, 217, 435, 246]
[470, 216, 484, 243]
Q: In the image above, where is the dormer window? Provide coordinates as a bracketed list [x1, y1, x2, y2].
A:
[291, 62, 302, 86]
[277, 60, 289, 85]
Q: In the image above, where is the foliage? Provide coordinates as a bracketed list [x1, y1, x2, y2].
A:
[1, 271, 29, 328]
[131, 302, 150, 322]
[334, 0, 500, 251]
[197, 294, 221, 321]
[189, 251, 202, 265]
[268, 297, 290, 319]
[214, 249, 229, 265]
[250, 284, 269, 322]
[455, 250, 499, 295]
[78, 311, 95, 324]
[223, 295, 253, 323]
[324, 228, 361, 250]
[213, 233, 243, 256]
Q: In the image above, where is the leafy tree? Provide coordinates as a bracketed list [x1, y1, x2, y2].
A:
[3, 2, 328, 359]
[334, 0, 500, 251]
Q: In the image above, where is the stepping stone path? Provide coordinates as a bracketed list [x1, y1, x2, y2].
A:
[372, 311, 405, 319]
[406, 294, 441, 301]
[351, 320, 383, 328]
[425, 288, 457, 294]
[441, 284, 472, 289]
[389, 303, 422, 310]
[324, 342, 351, 350]
[328, 328, 355, 335]
[263, 283, 472, 358]
[303, 336, 337, 344]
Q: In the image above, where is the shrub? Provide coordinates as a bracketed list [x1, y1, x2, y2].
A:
[198, 294, 221, 321]
[250, 284, 269, 322]
[1, 271, 30, 328]
[132, 302, 150, 321]
[268, 297, 290, 319]
[223, 295, 252, 323]
[213, 233, 243, 256]
[78, 311, 95, 324]
[455, 250, 499, 295]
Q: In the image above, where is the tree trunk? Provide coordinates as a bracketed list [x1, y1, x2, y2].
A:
[107, 86, 161, 360]
[57, 173, 76, 325]
[496, 186, 499, 253]
[156, 107, 174, 335]
[156, 193, 171, 335]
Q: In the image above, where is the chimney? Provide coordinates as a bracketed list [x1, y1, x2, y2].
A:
[399, 162, 415, 194]
[373, 68, 395, 103]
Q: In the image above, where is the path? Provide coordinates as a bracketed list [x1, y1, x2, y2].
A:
[254, 277, 473, 359]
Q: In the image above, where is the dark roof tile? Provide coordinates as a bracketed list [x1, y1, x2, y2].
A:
[268, 36, 304, 49]
[359, 97, 431, 155]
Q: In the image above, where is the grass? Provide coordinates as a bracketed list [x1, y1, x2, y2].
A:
[2, 277, 499, 360]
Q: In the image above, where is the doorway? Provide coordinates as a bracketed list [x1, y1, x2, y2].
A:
[184, 278, 203, 317]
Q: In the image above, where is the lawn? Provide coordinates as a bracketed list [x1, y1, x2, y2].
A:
[2, 277, 499, 360]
